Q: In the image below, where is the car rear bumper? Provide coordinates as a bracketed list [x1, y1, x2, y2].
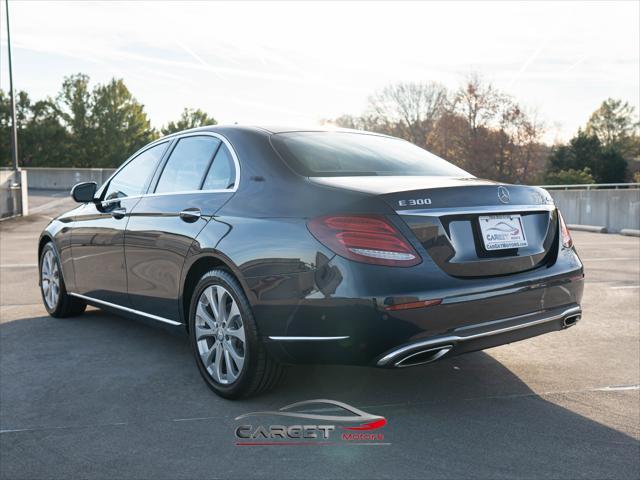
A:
[375, 304, 581, 368]
[259, 267, 584, 366]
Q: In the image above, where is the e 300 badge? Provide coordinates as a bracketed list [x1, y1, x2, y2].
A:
[398, 198, 432, 207]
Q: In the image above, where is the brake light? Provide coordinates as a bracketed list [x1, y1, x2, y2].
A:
[307, 215, 421, 267]
[558, 210, 573, 248]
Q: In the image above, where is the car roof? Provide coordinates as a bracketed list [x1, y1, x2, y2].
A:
[159, 124, 392, 139]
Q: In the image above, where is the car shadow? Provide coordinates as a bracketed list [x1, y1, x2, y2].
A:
[1, 309, 638, 479]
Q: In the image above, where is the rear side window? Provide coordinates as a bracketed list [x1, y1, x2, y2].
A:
[104, 142, 168, 200]
[202, 144, 236, 190]
[155, 136, 221, 193]
[271, 132, 471, 177]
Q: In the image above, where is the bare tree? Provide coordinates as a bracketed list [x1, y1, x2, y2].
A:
[453, 76, 517, 180]
[330, 114, 392, 134]
[328, 74, 548, 184]
[366, 81, 449, 148]
[495, 97, 522, 181]
[455, 74, 501, 133]
[513, 110, 546, 183]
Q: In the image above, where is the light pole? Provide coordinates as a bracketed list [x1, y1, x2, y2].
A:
[5, 0, 19, 172]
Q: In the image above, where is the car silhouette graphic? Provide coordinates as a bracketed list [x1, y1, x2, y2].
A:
[235, 399, 387, 430]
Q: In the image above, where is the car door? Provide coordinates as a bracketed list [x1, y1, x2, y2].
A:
[70, 141, 169, 306]
[125, 133, 239, 321]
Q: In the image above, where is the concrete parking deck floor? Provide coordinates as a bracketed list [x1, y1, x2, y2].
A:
[1, 193, 639, 479]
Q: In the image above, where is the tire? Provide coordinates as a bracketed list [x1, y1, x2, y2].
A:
[39, 242, 86, 318]
[188, 269, 283, 399]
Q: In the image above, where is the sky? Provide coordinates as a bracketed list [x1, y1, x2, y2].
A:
[0, 1, 638, 143]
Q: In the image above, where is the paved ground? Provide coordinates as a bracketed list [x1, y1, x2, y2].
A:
[1, 192, 639, 479]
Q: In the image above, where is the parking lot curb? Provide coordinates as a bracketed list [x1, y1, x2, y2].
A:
[568, 224, 608, 233]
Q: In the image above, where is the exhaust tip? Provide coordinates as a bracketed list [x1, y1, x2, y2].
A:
[394, 345, 453, 368]
[563, 314, 581, 328]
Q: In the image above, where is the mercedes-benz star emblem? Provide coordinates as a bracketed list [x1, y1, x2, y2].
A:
[497, 186, 510, 204]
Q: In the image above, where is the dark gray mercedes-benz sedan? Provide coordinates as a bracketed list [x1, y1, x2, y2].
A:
[38, 125, 584, 398]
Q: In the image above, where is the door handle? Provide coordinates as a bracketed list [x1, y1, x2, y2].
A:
[179, 208, 201, 223]
[111, 207, 126, 219]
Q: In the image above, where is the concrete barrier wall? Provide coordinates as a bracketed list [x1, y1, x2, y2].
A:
[21, 168, 640, 232]
[0, 169, 28, 219]
[548, 189, 640, 232]
[25, 167, 116, 191]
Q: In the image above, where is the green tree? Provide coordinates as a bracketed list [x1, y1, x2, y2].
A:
[586, 98, 639, 157]
[1, 75, 157, 168]
[0, 90, 70, 167]
[592, 147, 628, 183]
[548, 130, 601, 172]
[544, 168, 594, 185]
[56, 74, 93, 166]
[0, 90, 13, 166]
[162, 108, 217, 135]
[88, 78, 157, 167]
[546, 130, 627, 183]
[19, 96, 71, 167]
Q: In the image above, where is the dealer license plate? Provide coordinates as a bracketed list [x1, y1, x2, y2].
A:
[479, 214, 528, 250]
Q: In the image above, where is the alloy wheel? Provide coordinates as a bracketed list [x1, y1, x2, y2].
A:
[195, 285, 246, 385]
[41, 249, 60, 309]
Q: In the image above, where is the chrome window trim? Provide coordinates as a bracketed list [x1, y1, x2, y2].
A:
[99, 131, 241, 205]
[98, 139, 172, 201]
[68, 292, 182, 326]
[100, 188, 238, 206]
[268, 336, 350, 341]
[396, 204, 555, 217]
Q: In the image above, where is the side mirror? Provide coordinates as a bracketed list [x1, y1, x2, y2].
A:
[71, 182, 98, 203]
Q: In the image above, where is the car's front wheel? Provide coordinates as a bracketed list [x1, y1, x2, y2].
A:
[188, 269, 283, 399]
[40, 242, 86, 317]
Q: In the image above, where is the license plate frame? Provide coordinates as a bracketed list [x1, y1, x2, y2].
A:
[478, 214, 528, 251]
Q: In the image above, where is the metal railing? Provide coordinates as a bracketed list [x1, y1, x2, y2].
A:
[538, 183, 640, 191]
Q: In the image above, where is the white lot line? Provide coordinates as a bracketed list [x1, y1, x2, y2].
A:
[172, 384, 640, 422]
[596, 385, 640, 392]
[1, 384, 638, 434]
[0, 264, 37, 268]
[582, 257, 640, 261]
[28, 196, 74, 215]
[610, 285, 640, 290]
[1, 302, 44, 307]
[0, 422, 129, 434]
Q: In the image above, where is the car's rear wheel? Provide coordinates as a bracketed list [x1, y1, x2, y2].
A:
[188, 269, 283, 399]
[40, 243, 86, 317]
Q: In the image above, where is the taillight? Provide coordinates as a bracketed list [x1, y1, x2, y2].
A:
[558, 210, 573, 248]
[307, 215, 421, 267]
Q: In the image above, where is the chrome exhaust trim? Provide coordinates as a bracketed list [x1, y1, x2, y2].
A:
[563, 314, 581, 328]
[377, 305, 582, 367]
[394, 345, 453, 368]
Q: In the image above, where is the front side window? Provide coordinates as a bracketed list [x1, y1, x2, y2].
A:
[104, 142, 168, 200]
[271, 132, 472, 177]
[155, 136, 221, 194]
[202, 144, 236, 190]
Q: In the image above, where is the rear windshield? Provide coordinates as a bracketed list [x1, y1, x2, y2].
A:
[271, 131, 471, 177]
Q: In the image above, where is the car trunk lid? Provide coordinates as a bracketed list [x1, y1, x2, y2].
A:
[309, 176, 558, 277]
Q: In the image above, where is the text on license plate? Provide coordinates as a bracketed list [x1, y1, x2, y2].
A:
[479, 214, 528, 250]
